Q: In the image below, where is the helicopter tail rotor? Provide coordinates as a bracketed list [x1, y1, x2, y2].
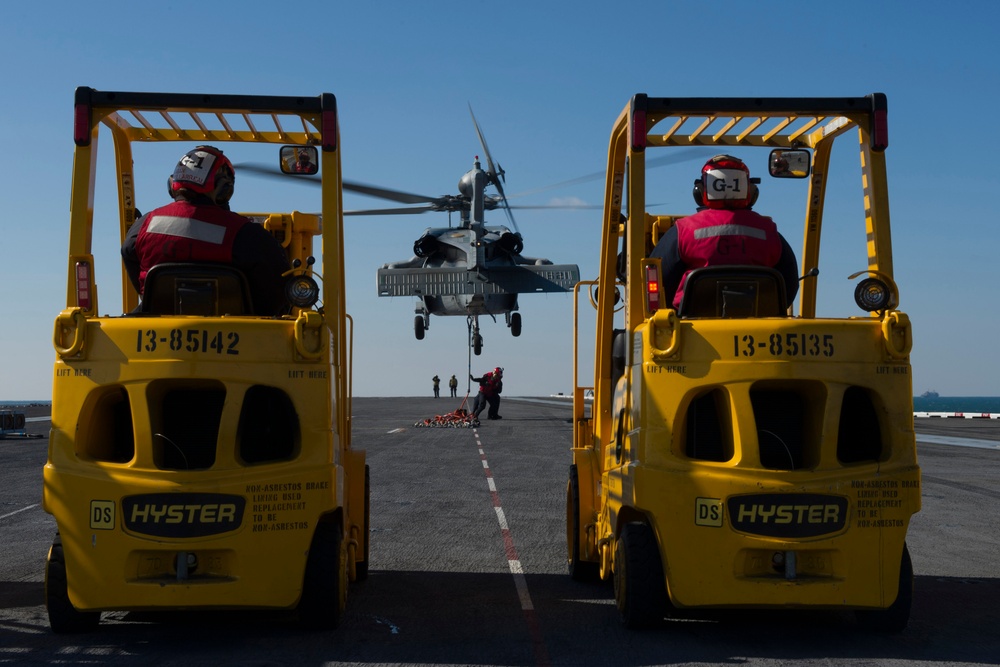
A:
[469, 104, 519, 235]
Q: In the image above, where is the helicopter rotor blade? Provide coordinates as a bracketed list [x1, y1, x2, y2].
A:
[469, 104, 519, 234]
[505, 203, 603, 210]
[504, 147, 716, 200]
[240, 137, 700, 223]
[235, 162, 321, 184]
[497, 188, 519, 233]
[469, 104, 501, 185]
[345, 205, 439, 216]
[341, 181, 441, 206]
[236, 162, 463, 209]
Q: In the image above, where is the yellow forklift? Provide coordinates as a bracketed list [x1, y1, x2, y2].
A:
[568, 94, 919, 631]
[44, 88, 367, 632]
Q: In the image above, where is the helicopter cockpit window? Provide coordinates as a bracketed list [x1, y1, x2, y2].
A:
[769, 149, 810, 179]
[280, 145, 318, 175]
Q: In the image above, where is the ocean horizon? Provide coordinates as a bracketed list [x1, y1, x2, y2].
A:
[912, 395, 1000, 414]
[4, 395, 1000, 414]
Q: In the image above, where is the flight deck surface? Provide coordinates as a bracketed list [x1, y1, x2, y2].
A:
[2, 398, 998, 666]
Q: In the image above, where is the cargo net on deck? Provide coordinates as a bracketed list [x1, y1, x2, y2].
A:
[414, 395, 480, 428]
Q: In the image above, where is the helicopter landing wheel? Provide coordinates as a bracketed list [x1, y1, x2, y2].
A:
[414, 316, 425, 340]
[510, 312, 522, 337]
[473, 333, 483, 356]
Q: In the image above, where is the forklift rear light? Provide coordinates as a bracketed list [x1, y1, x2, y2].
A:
[872, 108, 889, 151]
[286, 274, 320, 309]
[854, 277, 891, 312]
[74, 103, 92, 146]
[321, 109, 337, 152]
[631, 109, 647, 151]
[645, 264, 660, 313]
[75, 261, 92, 310]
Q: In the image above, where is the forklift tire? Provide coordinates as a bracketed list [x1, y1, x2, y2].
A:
[298, 520, 347, 630]
[856, 543, 913, 633]
[614, 522, 668, 629]
[45, 533, 101, 634]
[414, 316, 425, 340]
[566, 465, 599, 581]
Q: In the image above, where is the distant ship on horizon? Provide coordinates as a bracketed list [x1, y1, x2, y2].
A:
[919, 390, 940, 399]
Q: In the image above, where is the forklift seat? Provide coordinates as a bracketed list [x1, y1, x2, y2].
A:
[140, 263, 254, 316]
[676, 266, 787, 318]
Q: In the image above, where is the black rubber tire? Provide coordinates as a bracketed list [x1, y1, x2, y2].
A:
[473, 334, 483, 356]
[510, 312, 522, 337]
[414, 316, 425, 340]
[614, 522, 668, 629]
[354, 465, 370, 582]
[566, 465, 599, 581]
[298, 521, 347, 630]
[856, 543, 913, 633]
[45, 533, 101, 634]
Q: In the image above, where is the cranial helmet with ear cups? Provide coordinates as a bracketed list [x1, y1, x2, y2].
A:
[168, 145, 235, 205]
[692, 154, 758, 210]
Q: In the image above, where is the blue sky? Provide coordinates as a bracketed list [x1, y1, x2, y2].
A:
[1, 1, 996, 400]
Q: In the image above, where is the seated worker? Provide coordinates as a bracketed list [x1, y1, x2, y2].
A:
[650, 154, 799, 310]
[122, 145, 290, 316]
[293, 150, 316, 174]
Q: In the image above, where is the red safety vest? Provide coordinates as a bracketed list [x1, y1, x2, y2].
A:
[133, 201, 248, 293]
[476, 375, 499, 397]
[673, 208, 783, 308]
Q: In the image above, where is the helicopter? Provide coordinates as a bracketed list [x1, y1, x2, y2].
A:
[373, 109, 581, 354]
[376, 155, 581, 353]
[240, 107, 582, 355]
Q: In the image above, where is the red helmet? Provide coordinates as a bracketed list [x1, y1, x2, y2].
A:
[169, 145, 235, 205]
[493, 367, 503, 376]
[692, 154, 757, 210]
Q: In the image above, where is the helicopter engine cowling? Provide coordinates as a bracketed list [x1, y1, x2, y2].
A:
[413, 234, 438, 258]
[459, 170, 475, 197]
[497, 231, 524, 256]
